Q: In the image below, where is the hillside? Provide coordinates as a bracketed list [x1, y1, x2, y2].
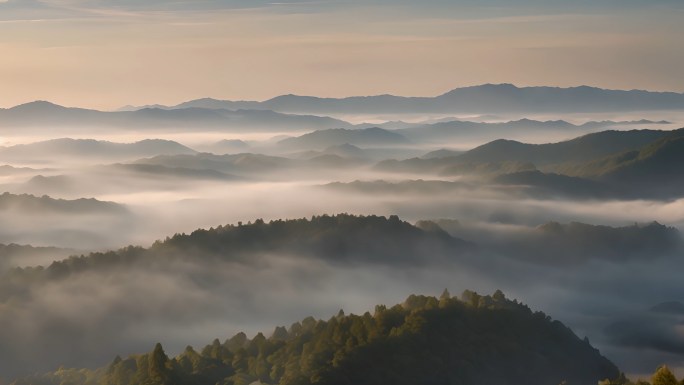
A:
[10, 291, 620, 385]
[0, 243, 77, 269]
[375, 156, 535, 177]
[323, 180, 473, 195]
[0, 192, 126, 214]
[107, 164, 241, 181]
[134, 153, 294, 175]
[570, 136, 684, 196]
[373, 129, 676, 177]
[277, 127, 409, 150]
[456, 129, 673, 166]
[0, 215, 469, 283]
[0, 138, 197, 163]
[396, 118, 593, 145]
[492, 170, 615, 200]
[503, 221, 681, 264]
[425, 220, 682, 265]
[550, 132, 684, 199]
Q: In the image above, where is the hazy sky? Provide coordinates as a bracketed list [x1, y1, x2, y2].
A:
[1, 0, 683, 109]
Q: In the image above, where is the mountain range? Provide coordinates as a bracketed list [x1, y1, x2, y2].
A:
[0, 138, 197, 163]
[120, 84, 684, 114]
[0, 101, 353, 132]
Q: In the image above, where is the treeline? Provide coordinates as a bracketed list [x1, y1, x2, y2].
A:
[4, 214, 467, 284]
[10, 290, 618, 385]
[601, 365, 684, 385]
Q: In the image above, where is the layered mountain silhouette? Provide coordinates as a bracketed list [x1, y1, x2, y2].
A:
[560, 135, 684, 198]
[133, 150, 371, 178]
[323, 179, 473, 195]
[277, 127, 409, 151]
[395, 118, 670, 145]
[457, 129, 677, 166]
[484, 128, 684, 199]
[133, 153, 295, 176]
[0, 192, 125, 214]
[0, 243, 78, 269]
[0, 102, 353, 132]
[0, 138, 197, 163]
[120, 84, 684, 114]
[106, 164, 241, 181]
[423, 219, 682, 265]
[374, 127, 684, 200]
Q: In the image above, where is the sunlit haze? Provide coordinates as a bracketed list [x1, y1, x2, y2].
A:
[1, 0, 683, 109]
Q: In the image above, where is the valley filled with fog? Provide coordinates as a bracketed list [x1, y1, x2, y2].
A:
[2, 85, 684, 381]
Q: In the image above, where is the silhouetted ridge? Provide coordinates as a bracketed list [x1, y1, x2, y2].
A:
[458, 129, 670, 165]
[0, 192, 125, 214]
[152, 214, 468, 264]
[0, 215, 470, 285]
[278, 127, 408, 150]
[559, 129, 684, 198]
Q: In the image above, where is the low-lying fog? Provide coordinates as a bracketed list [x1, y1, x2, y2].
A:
[0, 110, 683, 381]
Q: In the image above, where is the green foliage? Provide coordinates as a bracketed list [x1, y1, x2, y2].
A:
[11, 291, 619, 385]
[1, 214, 469, 293]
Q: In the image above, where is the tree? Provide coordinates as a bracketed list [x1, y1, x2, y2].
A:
[652, 365, 678, 385]
[147, 343, 170, 385]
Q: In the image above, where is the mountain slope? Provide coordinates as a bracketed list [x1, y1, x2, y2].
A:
[0, 192, 125, 214]
[133, 153, 295, 175]
[564, 134, 684, 198]
[10, 291, 620, 385]
[0, 138, 197, 163]
[457, 129, 675, 166]
[278, 127, 409, 150]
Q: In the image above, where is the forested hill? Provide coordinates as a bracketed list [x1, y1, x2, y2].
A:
[151, 214, 469, 263]
[10, 291, 619, 385]
[10, 214, 469, 281]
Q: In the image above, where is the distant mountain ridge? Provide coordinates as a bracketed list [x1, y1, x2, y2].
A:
[0, 192, 125, 214]
[0, 138, 197, 163]
[456, 129, 676, 166]
[119, 84, 684, 114]
[278, 127, 409, 150]
[0, 102, 354, 132]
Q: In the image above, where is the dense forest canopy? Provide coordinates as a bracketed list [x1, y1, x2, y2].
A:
[10, 290, 620, 385]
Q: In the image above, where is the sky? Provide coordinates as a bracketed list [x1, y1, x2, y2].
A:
[1, 0, 683, 110]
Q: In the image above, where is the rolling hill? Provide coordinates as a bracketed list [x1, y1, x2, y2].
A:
[425, 219, 682, 265]
[133, 153, 295, 175]
[9, 290, 619, 385]
[0, 192, 126, 215]
[456, 129, 677, 166]
[277, 127, 409, 151]
[0, 138, 197, 163]
[561, 135, 684, 199]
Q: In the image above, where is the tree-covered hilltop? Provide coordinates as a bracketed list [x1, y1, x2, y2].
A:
[11, 290, 619, 385]
[5, 214, 468, 283]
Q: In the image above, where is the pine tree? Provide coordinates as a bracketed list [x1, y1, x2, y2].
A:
[652, 365, 678, 385]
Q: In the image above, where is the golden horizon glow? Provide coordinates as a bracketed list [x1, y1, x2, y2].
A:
[1, 1, 683, 110]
